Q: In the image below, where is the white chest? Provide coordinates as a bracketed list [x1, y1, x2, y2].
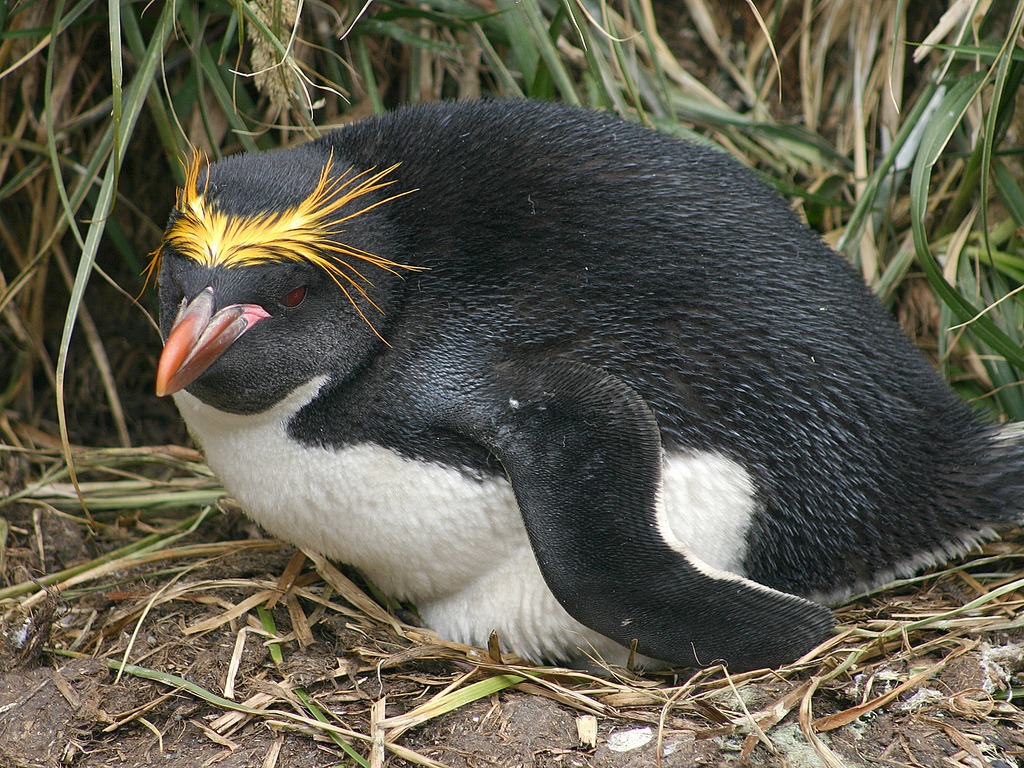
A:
[173, 380, 527, 602]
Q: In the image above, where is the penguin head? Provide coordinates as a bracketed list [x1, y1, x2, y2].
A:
[151, 146, 416, 414]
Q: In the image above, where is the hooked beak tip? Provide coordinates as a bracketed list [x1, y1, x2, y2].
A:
[154, 374, 173, 398]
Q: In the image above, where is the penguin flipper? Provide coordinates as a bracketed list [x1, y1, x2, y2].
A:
[480, 359, 834, 672]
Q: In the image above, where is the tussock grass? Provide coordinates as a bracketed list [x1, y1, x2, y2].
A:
[2, 0, 1024, 765]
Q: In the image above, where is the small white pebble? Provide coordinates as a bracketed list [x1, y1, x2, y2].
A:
[606, 727, 653, 752]
[10, 621, 30, 649]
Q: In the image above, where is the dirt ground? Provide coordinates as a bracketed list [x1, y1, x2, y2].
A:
[1, 496, 1024, 768]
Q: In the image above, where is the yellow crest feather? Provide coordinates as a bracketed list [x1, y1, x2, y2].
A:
[146, 150, 420, 338]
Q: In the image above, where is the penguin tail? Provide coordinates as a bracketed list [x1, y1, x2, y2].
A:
[984, 421, 1024, 524]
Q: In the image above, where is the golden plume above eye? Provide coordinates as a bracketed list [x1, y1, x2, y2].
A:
[146, 150, 421, 335]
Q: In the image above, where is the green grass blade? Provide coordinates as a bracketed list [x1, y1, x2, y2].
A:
[108, 0, 122, 161]
[257, 604, 285, 665]
[909, 71, 1024, 373]
[295, 689, 372, 768]
[44, 0, 85, 253]
[55, 0, 181, 485]
[994, 161, 1024, 227]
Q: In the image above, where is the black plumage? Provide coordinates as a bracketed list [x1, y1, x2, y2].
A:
[153, 99, 1023, 672]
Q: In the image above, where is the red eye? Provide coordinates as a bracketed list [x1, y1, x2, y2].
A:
[284, 285, 306, 308]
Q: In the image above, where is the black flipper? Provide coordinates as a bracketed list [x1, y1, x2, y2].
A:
[477, 359, 835, 672]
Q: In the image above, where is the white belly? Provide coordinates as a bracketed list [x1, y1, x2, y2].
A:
[172, 378, 757, 664]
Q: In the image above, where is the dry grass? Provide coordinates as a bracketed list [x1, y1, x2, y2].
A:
[2, 445, 1024, 765]
[2, 0, 1024, 766]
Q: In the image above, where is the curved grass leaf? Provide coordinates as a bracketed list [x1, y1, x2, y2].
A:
[909, 71, 1024, 374]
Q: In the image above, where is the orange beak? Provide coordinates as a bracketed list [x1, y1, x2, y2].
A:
[156, 287, 270, 397]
